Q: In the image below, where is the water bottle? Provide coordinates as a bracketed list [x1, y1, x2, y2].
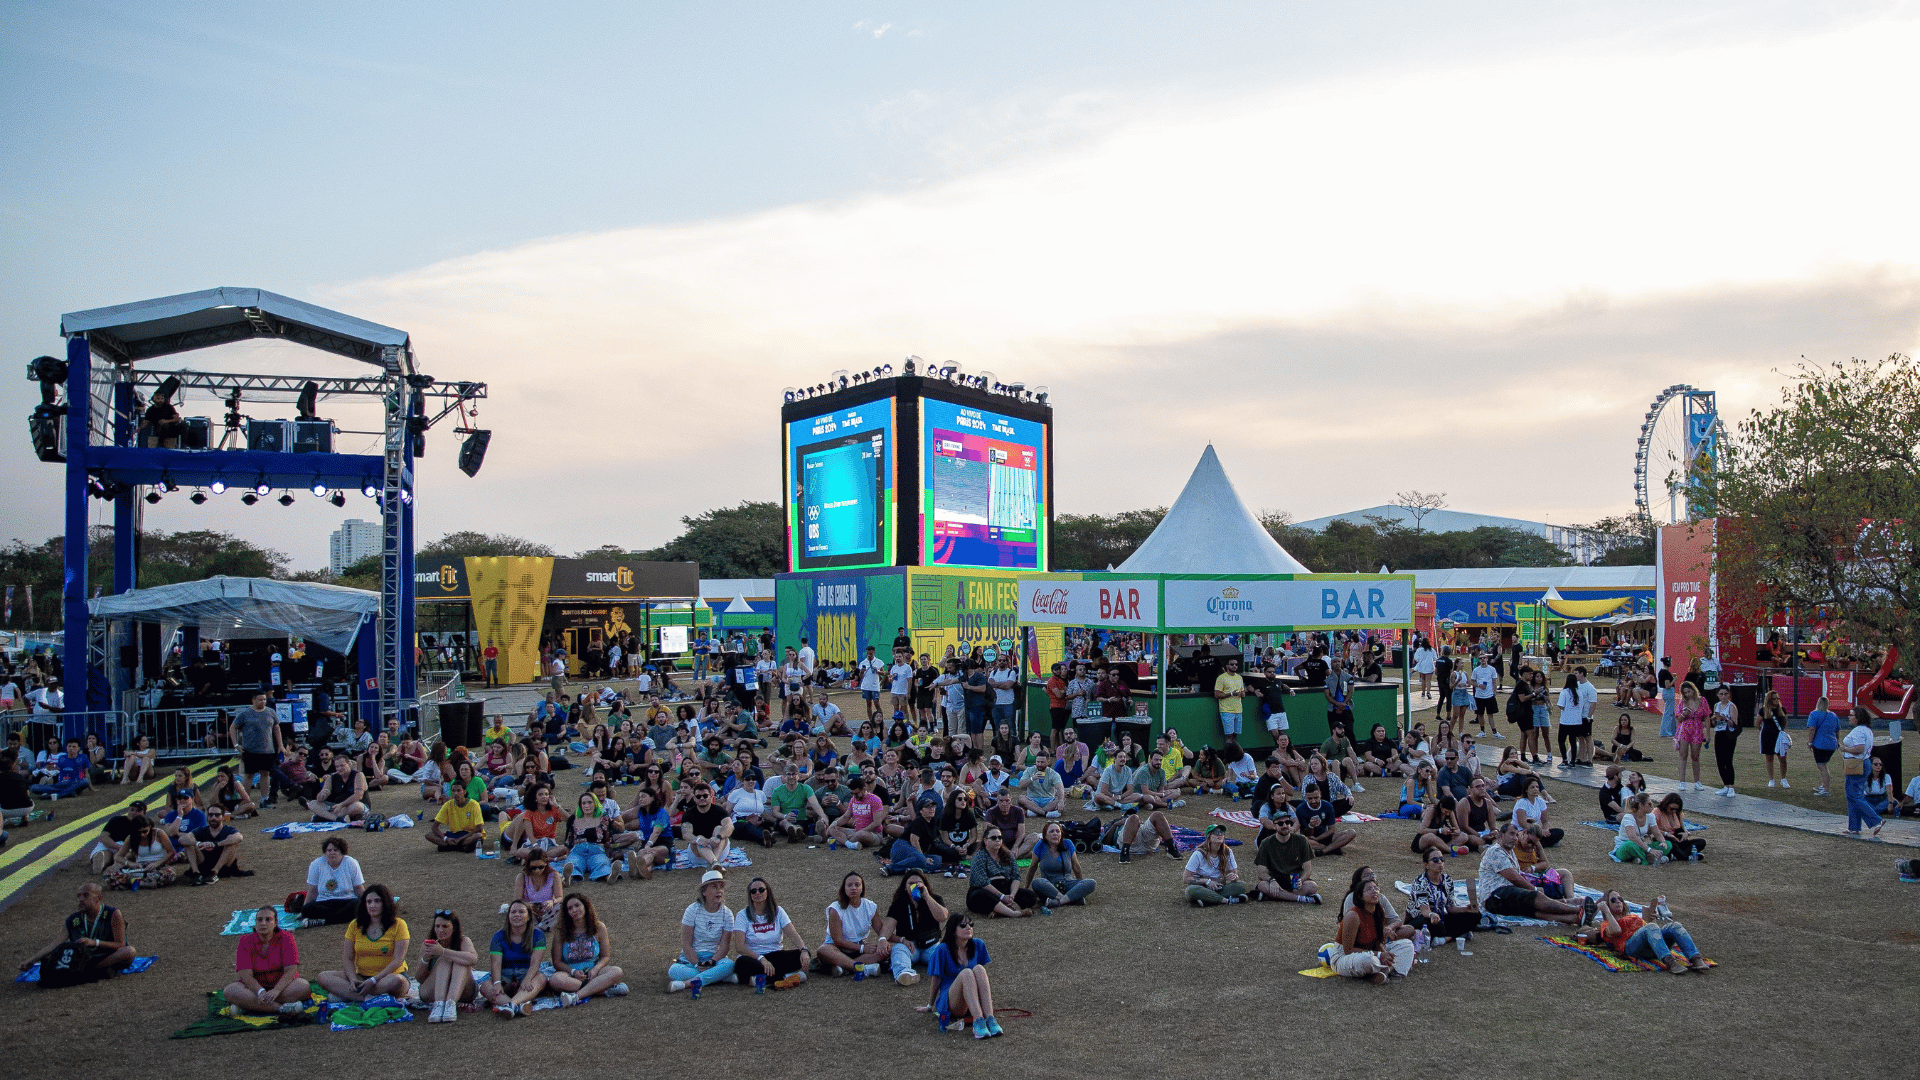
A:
[1413, 927, 1431, 962]
[1653, 895, 1671, 923]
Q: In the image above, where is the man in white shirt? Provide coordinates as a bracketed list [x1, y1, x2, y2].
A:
[856, 646, 886, 723]
[887, 654, 916, 724]
[1574, 666, 1600, 767]
[988, 657, 1019, 750]
[810, 697, 848, 737]
[1471, 655, 1501, 739]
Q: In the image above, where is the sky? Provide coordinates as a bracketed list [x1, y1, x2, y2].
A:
[3, 1, 1918, 572]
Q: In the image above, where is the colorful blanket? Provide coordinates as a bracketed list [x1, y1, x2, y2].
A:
[667, 847, 752, 871]
[1338, 812, 1383, 823]
[18, 955, 155, 982]
[1537, 934, 1716, 972]
[1101, 825, 1236, 856]
[170, 990, 325, 1039]
[263, 816, 415, 838]
[221, 906, 304, 936]
[1209, 809, 1261, 828]
[327, 994, 416, 1031]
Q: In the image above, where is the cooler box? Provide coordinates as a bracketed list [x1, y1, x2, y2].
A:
[247, 419, 292, 452]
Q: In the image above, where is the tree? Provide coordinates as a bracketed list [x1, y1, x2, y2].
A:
[636, 501, 784, 578]
[418, 532, 555, 560]
[1707, 353, 1920, 658]
[0, 529, 288, 630]
[1050, 508, 1168, 570]
[1569, 514, 1655, 566]
[1392, 490, 1448, 534]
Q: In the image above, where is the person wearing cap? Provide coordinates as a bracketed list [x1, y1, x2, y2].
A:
[669, 870, 739, 994]
[1182, 824, 1248, 906]
[1251, 811, 1320, 903]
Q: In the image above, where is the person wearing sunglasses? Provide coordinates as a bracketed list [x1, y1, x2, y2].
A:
[965, 828, 1040, 918]
[919, 912, 1001, 1038]
[732, 876, 810, 990]
[679, 784, 734, 870]
[1251, 812, 1320, 904]
[1407, 850, 1480, 955]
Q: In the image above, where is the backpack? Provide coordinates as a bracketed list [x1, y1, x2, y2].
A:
[38, 942, 105, 989]
[1062, 816, 1103, 849]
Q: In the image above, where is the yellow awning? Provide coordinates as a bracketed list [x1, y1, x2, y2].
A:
[1541, 587, 1631, 619]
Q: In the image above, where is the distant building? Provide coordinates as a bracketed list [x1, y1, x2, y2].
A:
[1291, 505, 1633, 566]
[329, 519, 380, 575]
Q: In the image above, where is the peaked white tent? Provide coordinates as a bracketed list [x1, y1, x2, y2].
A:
[1117, 445, 1311, 575]
[723, 594, 756, 614]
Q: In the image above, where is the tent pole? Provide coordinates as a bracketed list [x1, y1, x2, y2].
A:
[1400, 627, 1411, 737]
[1157, 631, 1168, 744]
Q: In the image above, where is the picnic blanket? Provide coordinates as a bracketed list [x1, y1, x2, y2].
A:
[668, 848, 752, 871]
[1538, 934, 1717, 972]
[326, 993, 415, 1032]
[1392, 879, 1638, 929]
[1209, 809, 1261, 829]
[1581, 820, 1707, 834]
[17, 955, 155, 982]
[1101, 825, 1236, 856]
[171, 989, 325, 1039]
[263, 816, 415, 838]
[1296, 964, 1340, 979]
[221, 906, 304, 936]
[1338, 812, 1383, 823]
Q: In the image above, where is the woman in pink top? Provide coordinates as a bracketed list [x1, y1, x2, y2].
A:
[1671, 682, 1711, 791]
[225, 907, 310, 1015]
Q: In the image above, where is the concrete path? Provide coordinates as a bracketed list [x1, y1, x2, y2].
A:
[1525, 755, 1920, 848]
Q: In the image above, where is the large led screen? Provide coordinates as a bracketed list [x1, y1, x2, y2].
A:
[920, 397, 1046, 569]
[787, 400, 893, 570]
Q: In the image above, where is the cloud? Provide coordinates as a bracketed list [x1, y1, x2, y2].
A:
[316, 13, 1920, 563]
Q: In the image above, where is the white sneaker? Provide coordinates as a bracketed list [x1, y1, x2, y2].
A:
[1721, 787, 1736, 797]
[559, 991, 579, 1007]
[845, 841, 861, 850]
[669, 979, 689, 993]
[859, 963, 880, 977]
[1779, 779, 1790, 789]
[1767, 779, 1777, 788]
[1351, 784, 1366, 794]
[895, 970, 920, 987]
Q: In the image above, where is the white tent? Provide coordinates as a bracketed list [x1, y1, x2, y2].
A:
[87, 576, 378, 654]
[1117, 445, 1311, 575]
[723, 594, 756, 614]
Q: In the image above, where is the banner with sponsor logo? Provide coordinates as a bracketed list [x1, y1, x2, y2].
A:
[1016, 578, 1160, 629]
[547, 560, 699, 600]
[1162, 576, 1415, 631]
[1656, 521, 1716, 675]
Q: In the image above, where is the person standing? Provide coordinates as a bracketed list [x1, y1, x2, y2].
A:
[1412, 640, 1437, 699]
[229, 692, 288, 810]
[1840, 708, 1885, 839]
[857, 646, 886, 725]
[1470, 653, 1500, 739]
[1214, 657, 1249, 743]
[1433, 648, 1454, 720]
[1574, 666, 1600, 766]
[482, 640, 499, 687]
[1708, 685, 1741, 797]
[1805, 696, 1841, 796]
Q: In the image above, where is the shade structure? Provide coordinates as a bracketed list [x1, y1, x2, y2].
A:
[87, 576, 378, 654]
[1117, 445, 1311, 575]
[1540, 586, 1633, 620]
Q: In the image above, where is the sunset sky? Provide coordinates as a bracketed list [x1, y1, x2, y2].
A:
[4, 2, 1916, 571]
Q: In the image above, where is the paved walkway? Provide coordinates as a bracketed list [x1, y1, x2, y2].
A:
[1527, 756, 1920, 848]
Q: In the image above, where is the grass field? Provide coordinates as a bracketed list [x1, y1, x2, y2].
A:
[2, 685, 1913, 1077]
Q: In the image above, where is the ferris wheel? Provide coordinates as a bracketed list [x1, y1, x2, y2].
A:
[1634, 385, 1725, 524]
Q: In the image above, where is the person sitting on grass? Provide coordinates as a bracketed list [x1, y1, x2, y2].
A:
[1412, 794, 1472, 857]
[544, 892, 626, 1006]
[1302, 754, 1354, 818]
[1357, 723, 1412, 780]
[1023, 821, 1096, 910]
[502, 783, 569, 864]
[1597, 765, 1627, 825]
[623, 785, 674, 879]
[1256, 781, 1298, 845]
[1190, 746, 1228, 797]
[1407, 850, 1480, 955]
[886, 796, 959, 876]
[1250, 756, 1296, 819]
[1183, 823, 1249, 906]
[225, 905, 310, 1015]
[206, 766, 258, 820]
[766, 765, 827, 844]
[1653, 792, 1706, 861]
[1292, 782, 1357, 857]
[883, 868, 952, 987]
[827, 774, 889, 851]
[819, 871, 888, 977]
[316, 884, 409, 1003]
[919, 912, 1002, 1039]
[732, 876, 811, 990]
[669, 870, 738, 995]
[480, 900, 549, 1017]
[28, 737, 90, 800]
[108, 814, 178, 889]
[1613, 792, 1674, 865]
[1593, 889, 1712, 973]
[297, 836, 365, 927]
[18, 882, 133, 985]
[305, 752, 367, 824]
[182, 804, 250, 885]
[1251, 810, 1320, 904]
[416, 909, 479, 1024]
[560, 793, 617, 884]
[965, 827, 1040, 919]
[1476, 823, 1593, 928]
[1016, 749, 1067, 819]
[1331, 877, 1414, 983]
[425, 781, 485, 853]
[679, 783, 734, 870]
[1511, 777, 1564, 848]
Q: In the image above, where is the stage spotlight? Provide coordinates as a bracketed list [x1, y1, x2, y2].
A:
[190, 491, 208, 505]
[1035, 386, 1048, 404]
[882, 364, 893, 376]
[28, 355, 68, 406]
[362, 483, 379, 497]
[310, 479, 328, 496]
[399, 489, 413, 506]
[241, 493, 259, 505]
[163, 476, 179, 492]
[209, 478, 227, 494]
[329, 490, 346, 507]
[153, 374, 182, 406]
[254, 480, 271, 496]
[902, 357, 917, 375]
[144, 490, 162, 504]
[783, 387, 796, 402]
[278, 493, 295, 507]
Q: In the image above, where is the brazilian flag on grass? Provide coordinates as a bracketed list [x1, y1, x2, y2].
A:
[170, 990, 323, 1039]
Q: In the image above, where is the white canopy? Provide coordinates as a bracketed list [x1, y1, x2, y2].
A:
[88, 576, 378, 654]
[723, 593, 756, 614]
[1116, 445, 1311, 575]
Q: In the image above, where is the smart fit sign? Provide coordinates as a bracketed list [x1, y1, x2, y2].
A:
[1017, 579, 1160, 628]
[1162, 577, 1414, 631]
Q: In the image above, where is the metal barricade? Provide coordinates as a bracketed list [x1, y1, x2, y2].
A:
[132, 705, 240, 760]
[1, 708, 133, 758]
